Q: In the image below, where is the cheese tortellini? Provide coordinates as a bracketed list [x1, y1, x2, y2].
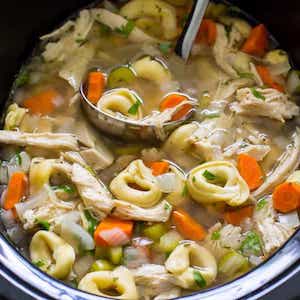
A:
[97, 88, 143, 120]
[110, 159, 162, 208]
[187, 161, 249, 206]
[78, 266, 138, 300]
[30, 231, 75, 279]
[132, 56, 172, 85]
[165, 242, 217, 289]
[120, 0, 178, 40]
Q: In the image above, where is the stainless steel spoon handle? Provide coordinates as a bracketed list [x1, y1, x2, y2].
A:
[175, 0, 209, 61]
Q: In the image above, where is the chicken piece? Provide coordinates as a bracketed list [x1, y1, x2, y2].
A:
[112, 200, 172, 222]
[134, 264, 180, 300]
[253, 197, 294, 254]
[61, 151, 87, 166]
[253, 129, 300, 198]
[224, 140, 271, 161]
[230, 88, 300, 122]
[80, 148, 114, 171]
[91, 9, 158, 43]
[54, 162, 113, 218]
[0, 131, 79, 151]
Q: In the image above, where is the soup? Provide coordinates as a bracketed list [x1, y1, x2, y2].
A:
[1, 0, 300, 299]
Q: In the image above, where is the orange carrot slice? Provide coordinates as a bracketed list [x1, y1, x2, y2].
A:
[23, 89, 60, 115]
[148, 161, 170, 176]
[241, 24, 268, 57]
[195, 19, 217, 46]
[4, 172, 27, 210]
[224, 206, 254, 226]
[87, 71, 106, 104]
[256, 65, 285, 93]
[238, 154, 264, 191]
[172, 209, 206, 241]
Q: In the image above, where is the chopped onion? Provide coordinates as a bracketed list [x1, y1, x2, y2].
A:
[278, 211, 300, 228]
[7, 164, 22, 178]
[249, 255, 263, 266]
[132, 237, 154, 247]
[0, 165, 8, 184]
[0, 187, 7, 208]
[123, 246, 150, 269]
[61, 219, 95, 252]
[98, 227, 130, 246]
[269, 60, 291, 76]
[19, 152, 31, 172]
[15, 188, 48, 218]
[156, 173, 177, 193]
[73, 255, 95, 279]
[103, 0, 119, 13]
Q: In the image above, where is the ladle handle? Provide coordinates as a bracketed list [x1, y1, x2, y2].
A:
[175, 0, 209, 61]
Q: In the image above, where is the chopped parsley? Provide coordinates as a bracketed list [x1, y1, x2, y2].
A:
[115, 20, 135, 38]
[251, 88, 266, 101]
[181, 183, 188, 197]
[202, 170, 217, 181]
[159, 42, 173, 55]
[85, 165, 97, 176]
[128, 96, 142, 115]
[15, 150, 22, 166]
[240, 231, 262, 256]
[164, 202, 171, 211]
[15, 69, 30, 88]
[51, 184, 75, 194]
[237, 71, 254, 79]
[225, 24, 232, 39]
[180, 14, 189, 28]
[193, 270, 207, 288]
[256, 198, 267, 210]
[84, 210, 98, 236]
[33, 260, 45, 268]
[99, 23, 112, 36]
[211, 230, 221, 240]
[192, 176, 196, 183]
[35, 219, 50, 231]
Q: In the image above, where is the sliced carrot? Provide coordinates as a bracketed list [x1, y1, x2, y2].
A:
[172, 209, 206, 241]
[224, 206, 254, 226]
[4, 172, 27, 210]
[87, 71, 106, 104]
[241, 24, 268, 57]
[256, 65, 285, 92]
[23, 89, 60, 115]
[160, 93, 192, 121]
[94, 217, 133, 247]
[195, 19, 217, 46]
[148, 161, 170, 176]
[238, 154, 263, 191]
[273, 182, 300, 213]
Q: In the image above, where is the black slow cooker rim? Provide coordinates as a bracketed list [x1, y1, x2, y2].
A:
[1, 0, 300, 299]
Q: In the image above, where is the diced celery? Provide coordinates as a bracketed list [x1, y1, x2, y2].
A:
[90, 259, 114, 272]
[218, 250, 249, 277]
[107, 65, 136, 89]
[108, 246, 123, 265]
[159, 230, 182, 253]
[114, 144, 143, 156]
[95, 246, 109, 259]
[143, 223, 168, 241]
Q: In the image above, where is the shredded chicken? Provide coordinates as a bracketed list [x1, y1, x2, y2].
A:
[230, 88, 300, 122]
[253, 129, 300, 198]
[54, 162, 113, 217]
[134, 264, 179, 300]
[112, 200, 172, 222]
[0, 130, 79, 150]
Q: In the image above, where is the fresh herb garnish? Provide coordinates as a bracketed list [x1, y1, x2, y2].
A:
[99, 23, 112, 36]
[256, 198, 267, 210]
[211, 230, 221, 240]
[15, 150, 22, 166]
[181, 183, 188, 197]
[193, 270, 207, 288]
[180, 14, 189, 28]
[202, 111, 220, 119]
[84, 210, 98, 236]
[202, 170, 217, 181]
[192, 176, 196, 183]
[237, 71, 254, 79]
[33, 260, 45, 268]
[164, 202, 171, 211]
[35, 219, 50, 231]
[115, 20, 135, 38]
[225, 24, 232, 39]
[75, 38, 86, 44]
[251, 88, 266, 101]
[128, 96, 142, 115]
[159, 42, 172, 55]
[85, 165, 97, 176]
[240, 231, 262, 256]
[51, 184, 75, 194]
[15, 69, 30, 88]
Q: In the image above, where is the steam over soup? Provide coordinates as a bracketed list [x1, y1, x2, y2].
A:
[1, 0, 300, 299]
